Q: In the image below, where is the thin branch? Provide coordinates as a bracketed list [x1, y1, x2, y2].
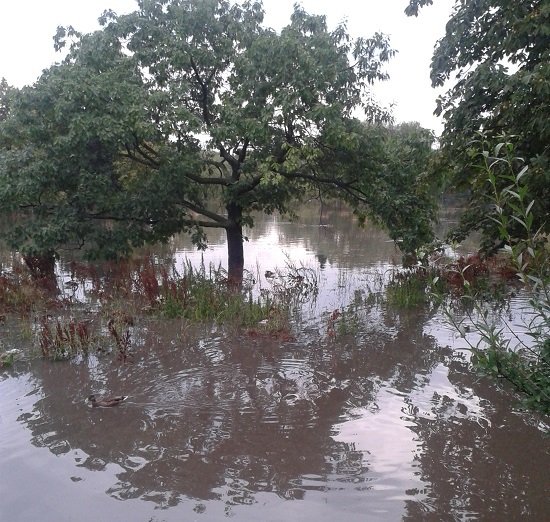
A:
[132, 143, 160, 167]
[139, 139, 160, 157]
[179, 218, 227, 229]
[205, 159, 230, 178]
[120, 146, 159, 169]
[280, 168, 363, 196]
[85, 213, 159, 224]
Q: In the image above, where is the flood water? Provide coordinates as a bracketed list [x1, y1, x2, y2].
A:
[1, 202, 549, 521]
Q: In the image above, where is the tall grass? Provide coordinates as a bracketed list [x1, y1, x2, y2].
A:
[1, 252, 320, 361]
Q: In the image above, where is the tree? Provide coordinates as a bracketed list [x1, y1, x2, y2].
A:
[355, 122, 439, 255]
[407, 0, 550, 249]
[0, 78, 13, 122]
[1, 0, 439, 283]
[404, 0, 435, 17]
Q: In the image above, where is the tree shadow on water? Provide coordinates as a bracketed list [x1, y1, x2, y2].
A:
[14, 305, 549, 518]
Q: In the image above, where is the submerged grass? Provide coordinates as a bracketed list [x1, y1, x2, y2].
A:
[157, 259, 285, 328]
[0, 253, 319, 361]
[39, 316, 94, 360]
[386, 269, 432, 308]
[381, 250, 519, 310]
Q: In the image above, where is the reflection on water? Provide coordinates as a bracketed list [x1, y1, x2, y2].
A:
[1, 202, 549, 522]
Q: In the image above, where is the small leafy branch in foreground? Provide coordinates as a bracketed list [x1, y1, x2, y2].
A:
[448, 137, 549, 416]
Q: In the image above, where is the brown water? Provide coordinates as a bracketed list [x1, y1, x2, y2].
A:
[1, 203, 549, 521]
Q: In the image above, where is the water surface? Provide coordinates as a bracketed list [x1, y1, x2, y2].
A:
[1, 202, 548, 521]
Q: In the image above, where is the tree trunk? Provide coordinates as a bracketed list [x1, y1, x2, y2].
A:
[225, 203, 244, 287]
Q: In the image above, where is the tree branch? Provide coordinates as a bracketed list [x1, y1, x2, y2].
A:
[238, 138, 250, 164]
[189, 55, 215, 128]
[232, 172, 264, 197]
[181, 199, 229, 225]
[179, 218, 226, 229]
[184, 170, 233, 186]
[121, 146, 159, 169]
[279, 169, 368, 203]
[219, 144, 238, 170]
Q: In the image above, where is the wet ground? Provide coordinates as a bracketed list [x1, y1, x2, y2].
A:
[1, 203, 549, 521]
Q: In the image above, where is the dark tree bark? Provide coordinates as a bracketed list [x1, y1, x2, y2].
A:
[225, 202, 244, 287]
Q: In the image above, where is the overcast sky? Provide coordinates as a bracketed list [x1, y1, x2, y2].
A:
[0, 0, 454, 133]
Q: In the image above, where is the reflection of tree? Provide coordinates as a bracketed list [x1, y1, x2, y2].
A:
[254, 201, 400, 270]
[131, 201, 401, 272]
[19, 321, 353, 505]
[16, 295, 549, 517]
[19, 299, 442, 507]
[402, 359, 550, 521]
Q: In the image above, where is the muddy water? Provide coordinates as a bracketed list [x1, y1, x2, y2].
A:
[1, 203, 549, 521]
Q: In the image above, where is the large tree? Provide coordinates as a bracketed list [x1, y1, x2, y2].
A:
[0, 0, 439, 283]
[407, 0, 550, 249]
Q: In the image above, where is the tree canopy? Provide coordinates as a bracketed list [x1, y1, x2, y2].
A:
[404, 0, 435, 17]
[0, 0, 440, 282]
[409, 0, 550, 249]
[0, 78, 13, 122]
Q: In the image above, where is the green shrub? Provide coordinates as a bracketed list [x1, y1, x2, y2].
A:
[447, 136, 550, 416]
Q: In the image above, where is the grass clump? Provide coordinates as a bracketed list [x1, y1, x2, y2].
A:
[157, 259, 274, 327]
[383, 247, 519, 310]
[38, 316, 94, 360]
[386, 268, 433, 308]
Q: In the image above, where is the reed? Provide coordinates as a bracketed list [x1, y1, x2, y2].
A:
[39, 316, 93, 360]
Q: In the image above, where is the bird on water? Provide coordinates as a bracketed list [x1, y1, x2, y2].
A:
[88, 394, 128, 407]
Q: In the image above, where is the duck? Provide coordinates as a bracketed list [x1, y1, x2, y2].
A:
[88, 394, 128, 407]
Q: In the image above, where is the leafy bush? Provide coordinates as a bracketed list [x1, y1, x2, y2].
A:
[447, 137, 550, 416]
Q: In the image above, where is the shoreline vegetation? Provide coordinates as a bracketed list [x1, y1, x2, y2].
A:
[0, 254, 318, 359]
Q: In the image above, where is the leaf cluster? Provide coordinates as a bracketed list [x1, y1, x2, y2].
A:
[404, 0, 434, 17]
[428, 0, 550, 248]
